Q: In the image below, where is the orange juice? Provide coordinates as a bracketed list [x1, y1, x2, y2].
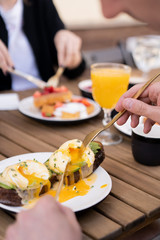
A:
[91, 68, 130, 109]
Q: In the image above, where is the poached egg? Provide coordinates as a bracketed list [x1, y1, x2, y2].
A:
[48, 139, 95, 174]
[0, 160, 50, 190]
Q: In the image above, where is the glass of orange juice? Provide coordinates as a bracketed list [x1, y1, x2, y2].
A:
[91, 63, 131, 145]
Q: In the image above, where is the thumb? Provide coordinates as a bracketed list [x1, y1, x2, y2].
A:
[122, 98, 160, 123]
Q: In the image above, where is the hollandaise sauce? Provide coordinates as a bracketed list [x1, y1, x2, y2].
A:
[25, 173, 97, 209]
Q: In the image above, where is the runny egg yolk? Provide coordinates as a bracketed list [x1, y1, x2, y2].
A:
[18, 166, 51, 199]
[48, 139, 95, 175]
[25, 173, 97, 209]
[18, 166, 47, 187]
[48, 179, 90, 202]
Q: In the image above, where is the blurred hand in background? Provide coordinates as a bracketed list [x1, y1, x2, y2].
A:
[54, 30, 82, 69]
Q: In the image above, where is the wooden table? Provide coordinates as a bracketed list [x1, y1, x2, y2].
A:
[0, 25, 160, 240]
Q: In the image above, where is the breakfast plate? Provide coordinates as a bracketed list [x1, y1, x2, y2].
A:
[114, 117, 132, 136]
[78, 79, 93, 99]
[18, 95, 101, 123]
[0, 152, 112, 213]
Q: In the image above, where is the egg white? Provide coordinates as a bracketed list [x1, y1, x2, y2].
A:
[48, 139, 95, 173]
[0, 160, 50, 190]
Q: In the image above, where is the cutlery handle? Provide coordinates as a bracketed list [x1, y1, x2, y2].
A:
[8, 68, 46, 89]
[55, 67, 64, 78]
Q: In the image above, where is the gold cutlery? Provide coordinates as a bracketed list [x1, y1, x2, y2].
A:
[47, 66, 64, 87]
[8, 68, 46, 89]
[55, 162, 68, 201]
[81, 71, 160, 150]
[8, 66, 64, 89]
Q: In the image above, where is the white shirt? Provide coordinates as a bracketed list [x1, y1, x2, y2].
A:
[0, 0, 41, 91]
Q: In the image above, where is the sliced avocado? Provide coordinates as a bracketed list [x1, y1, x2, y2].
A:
[0, 182, 15, 190]
[71, 166, 80, 173]
[89, 142, 101, 154]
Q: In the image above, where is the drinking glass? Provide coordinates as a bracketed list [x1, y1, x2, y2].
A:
[91, 63, 131, 145]
[132, 36, 160, 80]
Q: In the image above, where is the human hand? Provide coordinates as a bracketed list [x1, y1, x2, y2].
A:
[115, 82, 160, 133]
[5, 196, 82, 240]
[54, 30, 82, 69]
[0, 40, 14, 74]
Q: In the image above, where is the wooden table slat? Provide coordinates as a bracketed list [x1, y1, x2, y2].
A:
[82, 233, 93, 240]
[0, 135, 30, 157]
[94, 195, 145, 230]
[0, 111, 68, 148]
[0, 121, 55, 153]
[111, 176, 160, 217]
[104, 142, 160, 181]
[78, 209, 122, 240]
[102, 158, 160, 199]
[0, 210, 14, 240]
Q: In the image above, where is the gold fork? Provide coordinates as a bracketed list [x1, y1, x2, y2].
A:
[47, 66, 64, 87]
[81, 71, 160, 150]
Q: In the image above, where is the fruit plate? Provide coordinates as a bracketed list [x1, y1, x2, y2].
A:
[18, 95, 101, 123]
[0, 152, 112, 213]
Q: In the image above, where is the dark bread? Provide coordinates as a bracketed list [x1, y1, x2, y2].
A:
[0, 185, 50, 207]
[0, 188, 22, 206]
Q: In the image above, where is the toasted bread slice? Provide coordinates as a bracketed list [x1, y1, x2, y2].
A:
[34, 91, 72, 108]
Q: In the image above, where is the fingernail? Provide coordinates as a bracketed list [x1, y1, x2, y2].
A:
[123, 99, 133, 110]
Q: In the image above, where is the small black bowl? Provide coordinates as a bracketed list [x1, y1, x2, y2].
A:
[131, 124, 160, 166]
[78, 79, 93, 99]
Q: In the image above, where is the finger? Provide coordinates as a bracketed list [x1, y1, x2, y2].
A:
[116, 111, 130, 125]
[115, 83, 148, 112]
[62, 206, 80, 229]
[34, 195, 63, 216]
[122, 98, 160, 123]
[5, 224, 17, 240]
[131, 114, 140, 128]
[138, 97, 151, 104]
[0, 40, 14, 67]
[56, 40, 66, 67]
[143, 118, 155, 133]
[65, 42, 75, 67]
[0, 52, 9, 74]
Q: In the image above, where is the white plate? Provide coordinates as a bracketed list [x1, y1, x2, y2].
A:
[78, 79, 92, 93]
[18, 95, 101, 123]
[0, 152, 112, 213]
[114, 117, 132, 136]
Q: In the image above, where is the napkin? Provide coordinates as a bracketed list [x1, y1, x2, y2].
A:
[0, 93, 19, 110]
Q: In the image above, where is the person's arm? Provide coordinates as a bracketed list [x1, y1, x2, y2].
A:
[5, 196, 82, 240]
[100, 0, 160, 29]
[115, 82, 160, 133]
[43, 0, 85, 77]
